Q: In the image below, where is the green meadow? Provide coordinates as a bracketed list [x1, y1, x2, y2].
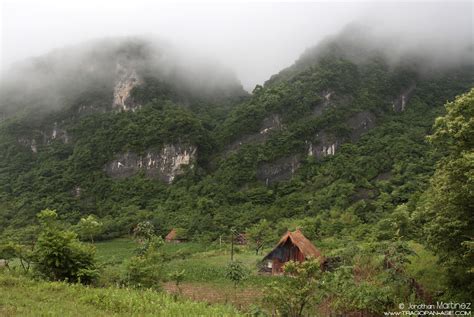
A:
[0, 272, 242, 317]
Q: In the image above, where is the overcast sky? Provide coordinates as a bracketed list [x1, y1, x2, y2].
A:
[1, 0, 472, 90]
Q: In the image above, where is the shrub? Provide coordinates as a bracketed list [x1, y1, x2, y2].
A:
[263, 259, 323, 317]
[33, 209, 98, 284]
[122, 236, 164, 289]
[225, 260, 248, 289]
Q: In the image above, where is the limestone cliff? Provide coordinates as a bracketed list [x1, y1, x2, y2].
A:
[257, 110, 377, 184]
[104, 144, 197, 183]
[16, 121, 70, 153]
[224, 114, 283, 155]
[256, 155, 301, 185]
[112, 63, 142, 111]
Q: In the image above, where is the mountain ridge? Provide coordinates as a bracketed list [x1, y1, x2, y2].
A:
[0, 32, 472, 246]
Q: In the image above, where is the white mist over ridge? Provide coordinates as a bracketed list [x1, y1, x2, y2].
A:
[0, 36, 246, 116]
[1, 1, 472, 91]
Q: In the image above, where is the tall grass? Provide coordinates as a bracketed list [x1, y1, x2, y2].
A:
[0, 272, 243, 316]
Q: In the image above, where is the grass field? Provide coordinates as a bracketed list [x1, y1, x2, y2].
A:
[2, 237, 448, 316]
[95, 238, 214, 265]
[94, 237, 273, 309]
[93, 237, 450, 306]
[95, 237, 271, 284]
[0, 272, 243, 317]
[95, 238, 138, 265]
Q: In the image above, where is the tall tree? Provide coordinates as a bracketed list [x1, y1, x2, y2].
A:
[415, 88, 474, 300]
[247, 219, 274, 255]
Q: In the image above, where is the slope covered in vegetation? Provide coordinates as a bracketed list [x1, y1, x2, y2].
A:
[0, 31, 472, 235]
[0, 29, 473, 306]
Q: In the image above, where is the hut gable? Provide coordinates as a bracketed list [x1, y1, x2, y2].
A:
[165, 228, 187, 243]
[165, 228, 177, 242]
[262, 229, 323, 275]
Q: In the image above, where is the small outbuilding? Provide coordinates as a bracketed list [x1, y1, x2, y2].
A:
[262, 229, 324, 275]
[235, 233, 247, 245]
[165, 228, 187, 243]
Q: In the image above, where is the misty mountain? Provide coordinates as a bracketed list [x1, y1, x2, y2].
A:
[0, 29, 472, 243]
[266, 23, 474, 87]
[0, 37, 247, 119]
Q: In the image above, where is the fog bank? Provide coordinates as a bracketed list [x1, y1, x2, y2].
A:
[2, 1, 471, 91]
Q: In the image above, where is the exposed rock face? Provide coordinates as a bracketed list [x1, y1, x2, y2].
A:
[17, 137, 38, 153]
[257, 110, 377, 185]
[307, 131, 339, 159]
[260, 114, 283, 135]
[224, 114, 283, 155]
[347, 111, 376, 141]
[43, 122, 69, 144]
[73, 186, 82, 198]
[112, 63, 142, 111]
[307, 111, 375, 158]
[256, 155, 300, 185]
[104, 144, 197, 183]
[392, 84, 416, 112]
[16, 122, 70, 153]
[313, 90, 334, 115]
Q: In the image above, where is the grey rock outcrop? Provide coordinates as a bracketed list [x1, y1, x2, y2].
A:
[307, 131, 339, 158]
[43, 122, 69, 144]
[257, 110, 377, 185]
[224, 114, 283, 155]
[17, 121, 71, 153]
[313, 90, 334, 115]
[347, 111, 376, 141]
[307, 111, 375, 158]
[392, 84, 416, 112]
[104, 144, 196, 183]
[256, 155, 300, 185]
[17, 137, 38, 153]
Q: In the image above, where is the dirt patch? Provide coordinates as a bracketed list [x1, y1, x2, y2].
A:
[164, 282, 262, 310]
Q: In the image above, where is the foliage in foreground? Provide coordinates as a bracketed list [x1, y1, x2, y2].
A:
[0, 272, 242, 317]
[263, 259, 323, 317]
[415, 88, 474, 301]
[262, 240, 424, 317]
[122, 223, 165, 289]
[34, 209, 98, 283]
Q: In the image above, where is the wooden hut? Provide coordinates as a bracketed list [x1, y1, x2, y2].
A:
[235, 233, 247, 245]
[165, 228, 187, 243]
[262, 229, 323, 275]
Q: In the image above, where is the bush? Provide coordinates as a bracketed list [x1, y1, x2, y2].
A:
[34, 229, 98, 284]
[33, 209, 98, 284]
[122, 236, 164, 289]
[263, 259, 323, 317]
[225, 260, 248, 289]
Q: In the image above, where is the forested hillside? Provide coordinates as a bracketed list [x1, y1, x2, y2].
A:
[0, 30, 473, 303]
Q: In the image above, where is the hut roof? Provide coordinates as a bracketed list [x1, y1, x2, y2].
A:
[165, 228, 177, 240]
[263, 229, 323, 261]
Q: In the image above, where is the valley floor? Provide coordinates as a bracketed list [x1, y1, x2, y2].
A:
[0, 273, 242, 317]
[0, 237, 450, 316]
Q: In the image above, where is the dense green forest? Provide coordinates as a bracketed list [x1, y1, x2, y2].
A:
[0, 32, 473, 308]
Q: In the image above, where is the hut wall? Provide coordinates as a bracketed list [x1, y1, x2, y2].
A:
[272, 259, 284, 275]
[270, 243, 305, 274]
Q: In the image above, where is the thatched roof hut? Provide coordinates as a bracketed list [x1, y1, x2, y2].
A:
[262, 229, 323, 275]
[165, 228, 187, 243]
